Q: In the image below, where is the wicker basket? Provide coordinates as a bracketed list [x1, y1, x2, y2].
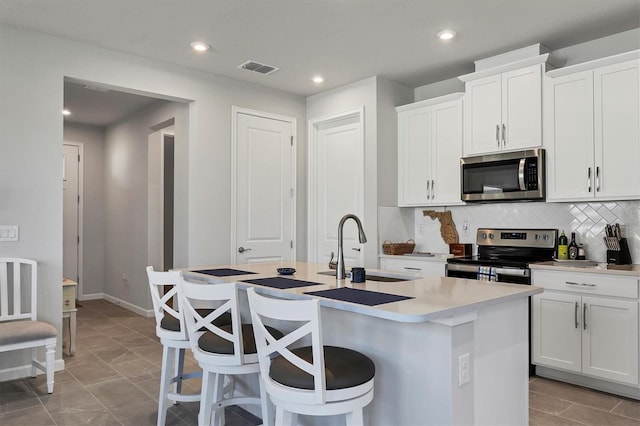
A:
[382, 239, 416, 255]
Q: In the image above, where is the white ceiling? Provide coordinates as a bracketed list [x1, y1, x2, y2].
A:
[2, 0, 639, 125]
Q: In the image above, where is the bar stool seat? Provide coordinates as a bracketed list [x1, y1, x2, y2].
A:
[270, 345, 375, 391]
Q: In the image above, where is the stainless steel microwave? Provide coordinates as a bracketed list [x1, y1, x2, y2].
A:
[460, 149, 545, 202]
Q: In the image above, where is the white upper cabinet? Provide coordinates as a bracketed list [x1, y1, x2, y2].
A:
[545, 51, 640, 201]
[463, 64, 543, 155]
[397, 93, 464, 207]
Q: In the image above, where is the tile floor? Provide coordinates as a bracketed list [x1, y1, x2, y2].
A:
[0, 299, 638, 425]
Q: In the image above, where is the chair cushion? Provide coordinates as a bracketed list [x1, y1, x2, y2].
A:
[269, 346, 375, 390]
[160, 309, 231, 332]
[198, 324, 283, 355]
[0, 320, 57, 345]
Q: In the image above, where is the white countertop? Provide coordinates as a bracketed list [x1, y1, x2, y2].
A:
[180, 261, 542, 323]
[530, 261, 640, 277]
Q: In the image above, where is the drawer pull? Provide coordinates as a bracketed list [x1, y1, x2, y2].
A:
[565, 281, 596, 288]
[404, 267, 422, 271]
[583, 304, 587, 330]
[574, 302, 579, 329]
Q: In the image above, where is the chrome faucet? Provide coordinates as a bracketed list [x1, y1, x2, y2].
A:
[336, 214, 367, 280]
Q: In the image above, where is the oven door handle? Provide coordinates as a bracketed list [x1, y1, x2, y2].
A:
[493, 267, 530, 277]
[446, 263, 480, 273]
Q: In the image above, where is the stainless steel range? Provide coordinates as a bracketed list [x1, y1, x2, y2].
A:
[446, 228, 558, 284]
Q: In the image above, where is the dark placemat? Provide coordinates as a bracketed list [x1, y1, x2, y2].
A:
[305, 287, 413, 306]
[191, 268, 258, 277]
[242, 277, 321, 290]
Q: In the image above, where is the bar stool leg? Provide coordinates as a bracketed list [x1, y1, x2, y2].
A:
[158, 345, 176, 426]
[211, 373, 226, 426]
[345, 409, 364, 426]
[199, 370, 215, 426]
[174, 348, 186, 401]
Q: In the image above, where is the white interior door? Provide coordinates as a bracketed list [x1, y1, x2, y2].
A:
[233, 109, 295, 263]
[311, 111, 364, 267]
[63, 144, 80, 284]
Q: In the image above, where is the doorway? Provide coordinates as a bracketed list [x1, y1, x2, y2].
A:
[63, 142, 82, 296]
[148, 127, 175, 271]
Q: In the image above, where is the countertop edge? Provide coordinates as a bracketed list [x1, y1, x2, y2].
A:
[530, 261, 640, 277]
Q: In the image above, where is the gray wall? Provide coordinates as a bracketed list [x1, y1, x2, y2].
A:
[0, 23, 306, 371]
[63, 123, 106, 297]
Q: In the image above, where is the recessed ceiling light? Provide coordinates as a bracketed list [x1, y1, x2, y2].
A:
[62, 109, 71, 116]
[312, 75, 324, 84]
[190, 41, 211, 53]
[436, 30, 457, 40]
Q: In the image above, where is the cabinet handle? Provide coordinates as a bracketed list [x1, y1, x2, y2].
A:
[496, 125, 500, 146]
[431, 180, 435, 199]
[426, 180, 430, 198]
[596, 166, 600, 192]
[574, 302, 579, 329]
[583, 303, 587, 330]
[565, 281, 596, 288]
[502, 124, 506, 145]
[404, 267, 422, 271]
[587, 167, 592, 193]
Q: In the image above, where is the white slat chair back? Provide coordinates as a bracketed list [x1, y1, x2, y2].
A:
[0, 258, 37, 322]
[146, 266, 185, 340]
[247, 287, 326, 405]
[177, 278, 245, 366]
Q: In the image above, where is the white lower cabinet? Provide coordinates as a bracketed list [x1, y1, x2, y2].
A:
[532, 269, 639, 386]
[379, 256, 446, 277]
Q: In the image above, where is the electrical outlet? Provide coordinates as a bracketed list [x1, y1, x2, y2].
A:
[462, 220, 469, 236]
[417, 225, 424, 236]
[122, 274, 129, 285]
[458, 353, 471, 386]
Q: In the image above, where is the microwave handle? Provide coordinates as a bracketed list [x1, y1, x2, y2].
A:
[518, 158, 526, 190]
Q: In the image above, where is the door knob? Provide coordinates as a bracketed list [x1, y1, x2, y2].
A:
[238, 246, 252, 253]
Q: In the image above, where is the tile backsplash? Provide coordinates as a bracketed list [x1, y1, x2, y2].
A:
[380, 201, 640, 263]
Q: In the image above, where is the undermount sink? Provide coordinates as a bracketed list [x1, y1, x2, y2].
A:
[317, 270, 413, 282]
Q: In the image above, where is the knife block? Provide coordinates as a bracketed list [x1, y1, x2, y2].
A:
[607, 238, 632, 265]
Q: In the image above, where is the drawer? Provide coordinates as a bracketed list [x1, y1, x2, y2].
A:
[532, 270, 639, 299]
[63, 284, 77, 311]
[380, 257, 445, 277]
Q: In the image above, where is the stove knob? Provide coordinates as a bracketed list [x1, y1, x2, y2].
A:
[535, 234, 540, 240]
[481, 232, 487, 239]
[542, 234, 549, 241]
[489, 233, 494, 239]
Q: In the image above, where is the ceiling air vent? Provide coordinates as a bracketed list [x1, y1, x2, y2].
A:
[238, 60, 279, 75]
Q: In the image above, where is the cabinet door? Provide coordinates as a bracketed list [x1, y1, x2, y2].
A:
[431, 99, 463, 205]
[398, 106, 432, 206]
[582, 296, 639, 385]
[594, 60, 640, 200]
[464, 74, 502, 155]
[501, 64, 543, 151]
[545, 71, 595, 200]
[532, 292, 582, 373]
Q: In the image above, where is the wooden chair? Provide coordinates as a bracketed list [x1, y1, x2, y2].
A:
[0, 258, 57, 393]
[146, 266, 231, 426]
[247, 288, 375, 426]
[177, 278, 279, 426]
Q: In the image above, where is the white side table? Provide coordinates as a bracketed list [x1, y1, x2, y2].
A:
[62, 278, 77, 355]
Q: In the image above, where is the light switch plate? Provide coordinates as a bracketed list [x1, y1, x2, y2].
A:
[0, 226, 19, 242]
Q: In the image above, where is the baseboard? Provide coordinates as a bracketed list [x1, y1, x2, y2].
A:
[102, 293, 154, 317]
[536, 366, 640, 400]
[81, 292, 104, 301]
[0, 359, 65, 383]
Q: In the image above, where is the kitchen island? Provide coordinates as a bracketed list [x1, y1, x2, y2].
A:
[182, 261, 542, 425]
